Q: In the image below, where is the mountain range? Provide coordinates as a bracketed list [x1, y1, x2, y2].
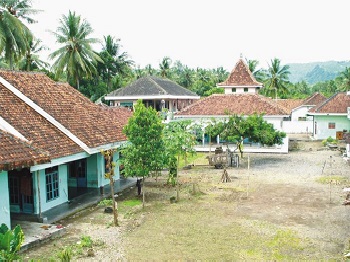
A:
[286, 60, 350, 84]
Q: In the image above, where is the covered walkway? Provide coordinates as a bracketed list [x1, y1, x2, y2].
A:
[14, 177, 136, 251]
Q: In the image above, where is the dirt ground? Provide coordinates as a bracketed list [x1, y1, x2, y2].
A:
[21, 141, 350, 261]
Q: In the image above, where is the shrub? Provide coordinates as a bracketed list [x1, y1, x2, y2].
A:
[0, 223, 24, 261]
[322, 136, 338, 146]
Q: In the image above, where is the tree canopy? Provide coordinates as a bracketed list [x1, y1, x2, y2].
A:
[122, 100, 165, 178]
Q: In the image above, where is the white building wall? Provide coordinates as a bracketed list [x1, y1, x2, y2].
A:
[282, 121, 313, 134]
[291, 106, 313, 121]
[224, 87, 258, 94]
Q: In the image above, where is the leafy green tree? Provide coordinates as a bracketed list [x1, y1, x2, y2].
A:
[214, 114, 286, 157]
[122, 99, 165, 182]
[263, 58, 290, 99]
[163, 120, 196, 187]
[49, 11, 103, 89]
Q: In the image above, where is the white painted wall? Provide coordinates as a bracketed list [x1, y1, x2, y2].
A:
[291, 106, 313, 121]
[282, 121, 313, 134]
[0, 171, 11, 228]
[224, 86, 258, 94]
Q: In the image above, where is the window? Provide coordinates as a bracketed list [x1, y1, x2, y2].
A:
[298, 117, 307, 121]
[244, 88, 248, 92]
[328, 122, 336, 129]
[45, 167, 59, 202]
[231, 88, 236, 93]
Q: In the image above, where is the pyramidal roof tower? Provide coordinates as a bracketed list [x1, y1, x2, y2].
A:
[217, 58, 263, 94]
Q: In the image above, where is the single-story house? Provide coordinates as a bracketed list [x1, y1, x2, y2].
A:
[308, 91, 350, 140]
[0, 70, 132, 228]
[104, 76, 200, 114]
[276, 93, 327, 134]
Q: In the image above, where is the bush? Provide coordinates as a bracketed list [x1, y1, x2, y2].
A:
[0, 223, 24, 261]
[322, 136, 338, 146]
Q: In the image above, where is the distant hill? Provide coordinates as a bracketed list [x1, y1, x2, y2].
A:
[286, 61, 350, 84]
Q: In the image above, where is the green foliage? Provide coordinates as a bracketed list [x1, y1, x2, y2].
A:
[163, 120, 197, 185]
[321, 136, 338, 146]
[0, 223, 24, 261]
[316, 175, 348, 185]
[79, 236, 93, 248]
[120, 199, 142, 207]
[57, 246, 72, 262]
[262, 58, 291, 98]
[122, 100, 165, 178]
[98, 198, 113, 206]
[211, 114, 286, 147]
[49, 11, 103, 89]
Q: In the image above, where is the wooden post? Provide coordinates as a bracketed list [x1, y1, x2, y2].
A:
[246, 154, 250, 198]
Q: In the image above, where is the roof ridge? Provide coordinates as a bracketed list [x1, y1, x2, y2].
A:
[150, 77, 169, 95]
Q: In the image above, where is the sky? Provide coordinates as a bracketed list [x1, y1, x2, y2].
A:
[29, 0, 350, 71]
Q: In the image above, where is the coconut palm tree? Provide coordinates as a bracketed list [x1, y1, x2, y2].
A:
[49, 11, 102, 89]
[0, 0, 41, 24]
[263, 58, 290, 99]
[339, 67, 350, 91]
[0, 6, 32, 68]
[159, 56, 171, 78]
[19, 37, 49, 71]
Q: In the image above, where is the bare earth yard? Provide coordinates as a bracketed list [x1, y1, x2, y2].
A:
[22, 141, 350, 261]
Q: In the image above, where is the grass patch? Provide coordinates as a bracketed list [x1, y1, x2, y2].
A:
[97, 198, 113, 206]
[121, 199, 142, 207]
[178, 152, 206, 168]
[316, 175, 348, 185]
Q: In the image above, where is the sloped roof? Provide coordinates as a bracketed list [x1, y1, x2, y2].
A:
[0, 130, 50, 170]
[105, 76, 198, 98]
[0, 70, 132, 159]
[176, 94, 289, 116]
[217, 59, 262, 87]
[276, 99, 304, 113]
[302, 92, 327, 106]
[308, 92, 350, 114]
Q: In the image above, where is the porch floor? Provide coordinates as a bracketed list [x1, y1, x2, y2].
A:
[13, 177, 136, 252]
[41, 177, 137, 224]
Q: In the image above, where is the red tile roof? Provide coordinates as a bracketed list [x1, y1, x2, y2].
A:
[302, 92, 327, 106]
[309, 92, 350, 114]
[176, 94, 289, 116]
[276, 99, 304, 113]
[0, 71, 131, 150]
[0, 130, 50, 170]
[217, 59, 262, 87]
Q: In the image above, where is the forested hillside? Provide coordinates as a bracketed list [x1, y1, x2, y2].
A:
[287, 61, 350, 84]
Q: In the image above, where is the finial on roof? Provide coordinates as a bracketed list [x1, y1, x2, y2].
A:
[240, 53, 243, 59]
